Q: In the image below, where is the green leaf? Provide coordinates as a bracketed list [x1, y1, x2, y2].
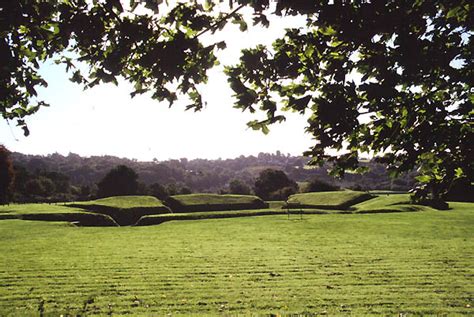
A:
[216, 41, 227, 50]
[318, 26, 336, 36]
[247, 120, 270, 134]
[415, 175, 432, 183]
[454, 168, 464, 178]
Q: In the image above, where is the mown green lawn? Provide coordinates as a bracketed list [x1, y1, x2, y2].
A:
[0, 203, 472, 315]
[166, 193, 268, 213]
[70, 195, 167, 209]
[170, 194, 262, 206]
[354, 193, 411, 209]
[287, 190, 372, 209]
[0, 203, 86, 216]
[0, 203, 119, 226]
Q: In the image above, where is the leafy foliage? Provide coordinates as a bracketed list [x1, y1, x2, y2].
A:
[0, 145, 15, 204]
[1, 0, 472, 199]
[224, 1, 473, 200]
[254, 168, 298, 200]
[10, 151, 417, 202]
[303, 177, 340, 192]
[97, 165, 139, 198]
[148, 182, 169, 200]
[228, 178, 252, 195]
[444, 177, 474, 202]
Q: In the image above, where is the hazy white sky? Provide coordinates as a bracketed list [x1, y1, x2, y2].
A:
[0, 7, 314, 161]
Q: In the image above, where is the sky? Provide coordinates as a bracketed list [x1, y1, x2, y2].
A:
[0, 5, 315, 161]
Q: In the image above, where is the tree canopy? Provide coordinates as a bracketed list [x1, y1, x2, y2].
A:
[254, 168, 298, 200]
[97, 165, 139, 197]
[0, 146, 15, 204]
[1, 0, 472, 200]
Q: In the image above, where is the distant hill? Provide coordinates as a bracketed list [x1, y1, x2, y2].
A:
[10, 151, 416, 202]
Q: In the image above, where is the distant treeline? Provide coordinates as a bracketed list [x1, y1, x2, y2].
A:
[10, 151, 416, 202]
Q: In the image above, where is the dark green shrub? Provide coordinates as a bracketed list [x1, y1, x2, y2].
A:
[303, 178, 340, 192]
[229, 179, 252, 195]
[254, 169, 298, 201]
[0, 145, 14, 204]
[268, 186, 297, 200]
[97, 165, 139, 198]
[444, 177, 474, 202]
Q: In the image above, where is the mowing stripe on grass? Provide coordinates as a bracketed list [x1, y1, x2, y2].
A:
[0, 204, 472, 315]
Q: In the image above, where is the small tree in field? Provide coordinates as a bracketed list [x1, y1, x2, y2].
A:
[254, 169, 298, 201]
[0, 145, 15, 204]
[97, 165, 139, 198]
[229, 179, 252, 195]
[303, 178, 340, 193]
[148, 182, 169, 200]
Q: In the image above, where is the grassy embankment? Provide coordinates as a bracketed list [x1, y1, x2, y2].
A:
[0, 203, 117, 226]
[68, 196, 171, 225]
[165, 194, 268, 213]
[137, 191, 379, 225]
[1, 192, 436, 227]
[286, 190, 373, 210]
[0, 202, 472, 315]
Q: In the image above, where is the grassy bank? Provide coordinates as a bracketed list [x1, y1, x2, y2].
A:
[0, 203, 472, 315]
[165, 194, 268, 213]
[68, 196, 171, 225]
[286, 190, 373, 209]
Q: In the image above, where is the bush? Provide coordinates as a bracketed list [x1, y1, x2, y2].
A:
[414, 198, 449, 210]
[97, 165, 139, 198]
[268, 186, 297, 200]
[229, 179, 252, 195]
[349, 184, 365, 191]
[0, 145, 14, 204]
[303, 178, 340, 192]
[148, 183, 169, 200]
[444, 177, 474, 202]
[254, 169, 298, 201]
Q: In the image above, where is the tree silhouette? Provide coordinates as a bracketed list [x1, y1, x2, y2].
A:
[254, 169, 298, 201]
[1, 1, 471, 200]
[229, 179, 252, 195]
[97, 165, 139, 198]
[0, 146, 15, 204]
[148, 182, 169, 200]
[303, 178, 340, 193]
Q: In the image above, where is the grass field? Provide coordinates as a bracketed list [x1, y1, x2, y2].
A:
[0, 203, 85, 216]
[0, 202, 472, 315]
[287, 190, 373, 209]
[136, 208, 314, 226]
